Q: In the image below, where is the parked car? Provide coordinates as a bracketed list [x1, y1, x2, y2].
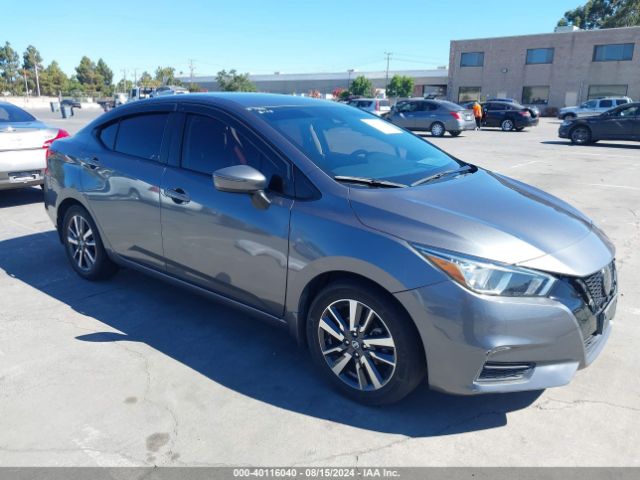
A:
[45, 93, 617, 404]
[387, 99, 476, 136]
[61, 99, 81, 109]
[479, 101, 539, 131]
[0, 102, 69, 191]
[558, 97, 632, 120]
[153, 85, 190, 97]
[559, 102, 640, 145]
[486, 98, 540, 118]
[348, 98, 391, 116]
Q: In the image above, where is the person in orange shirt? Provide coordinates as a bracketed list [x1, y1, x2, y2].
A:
[472, 101, 483, 130]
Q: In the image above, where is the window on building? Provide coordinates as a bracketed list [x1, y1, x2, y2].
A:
[526, 48, 554, 64]
[593, 43, 634, 62]
[587, 85, 628, 100]
[458, 87, 481, 102]
[460, 52, 484, 67]
[522, 86, 550, 105]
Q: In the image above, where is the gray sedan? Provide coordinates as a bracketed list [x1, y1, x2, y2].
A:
[0, 102, 69, 191]
[387, 99, 476, 136]
[45, 94, 616, 404]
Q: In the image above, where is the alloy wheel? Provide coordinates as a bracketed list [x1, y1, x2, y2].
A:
[67, 214, 97, 272]
[501, 119, 514, 131]
[571, 127, 590, 145]
[317, 299, 397, 391]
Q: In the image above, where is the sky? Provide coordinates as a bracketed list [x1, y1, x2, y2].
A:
[2, 0, 581, 82]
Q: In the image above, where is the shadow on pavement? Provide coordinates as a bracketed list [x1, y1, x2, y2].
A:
[0, 231, 542, 437]
[0, 187, 43, 208]
[541, 140, 640, 150]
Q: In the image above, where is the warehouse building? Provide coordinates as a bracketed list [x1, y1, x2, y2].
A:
[181, 68, 449, 98]
[448, 26, 640, 112]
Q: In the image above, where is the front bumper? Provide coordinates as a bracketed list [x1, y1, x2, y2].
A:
[558, 123, 572, 139]
[395, 274, 615, 395]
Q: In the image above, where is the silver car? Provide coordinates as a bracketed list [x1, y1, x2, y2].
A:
[558, 97, 632, 120]
[45, 94, 616, 404]
[348, 98, 391, 116]
[387, 99, 476, 136]
[0, 102, 69, 190]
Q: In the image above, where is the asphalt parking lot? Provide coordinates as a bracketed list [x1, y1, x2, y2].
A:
[1, 107, 639, 467]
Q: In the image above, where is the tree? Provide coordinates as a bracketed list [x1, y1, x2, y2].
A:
[386, 75, 414, 98]
[75, 56, 103, 95]
[558, 0, 640, 29]
[22, 45, 43, 95]
[39, 61, 68, 96]
[216, 69, 256, 92]
[138, 71, 159, 88]
[349, 75, 374, 97]
[96, 58, 114, 95]
[155, 66, 180, 86]
[0, 41, 21, 94]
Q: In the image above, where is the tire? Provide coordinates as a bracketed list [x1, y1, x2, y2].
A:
[501, 119, 515, 131]
[306, 281, 426, 405]
[449, 130, 462, 137]
[570, 126, 592, 145]
[515, 127, 525, 132]
[430, 122, 446, 137]
[563, 113, 577, 121]
[62, 205, 118, 280]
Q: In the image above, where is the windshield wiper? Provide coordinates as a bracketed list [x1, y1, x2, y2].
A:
[334, 176, 407, 188]
[411, 165, 474, 187]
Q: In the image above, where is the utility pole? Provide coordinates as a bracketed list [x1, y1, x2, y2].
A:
[133, 69, 138, 87]
[34, 64, 41, 97]
[188, 59, 196, 88]
[120, 69, 127, 93]
[384, 51, 392, 90]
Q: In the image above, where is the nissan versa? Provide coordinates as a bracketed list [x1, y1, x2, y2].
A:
[44, 94, 617, 404]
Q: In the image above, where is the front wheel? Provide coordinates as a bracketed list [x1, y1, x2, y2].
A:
[430, 122, 446, 137]
[501, 119, 515, 131]
[570, 126, 592, 145]
[62, 205, 118, 280]
[306, 281, 426, 405]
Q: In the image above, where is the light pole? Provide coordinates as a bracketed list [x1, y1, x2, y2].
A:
[347, 69, 355, 90]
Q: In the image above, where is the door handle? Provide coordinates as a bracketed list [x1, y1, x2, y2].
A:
[163, 187, 191, 204]
[83, 157, 100, 169]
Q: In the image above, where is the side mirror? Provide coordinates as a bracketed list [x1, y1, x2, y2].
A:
[213, 165, 266, 193]
[213, 165, 271, 209]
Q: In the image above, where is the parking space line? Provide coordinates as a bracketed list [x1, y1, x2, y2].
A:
[509, 160, 540, 169]
[579, 183, 640, 191]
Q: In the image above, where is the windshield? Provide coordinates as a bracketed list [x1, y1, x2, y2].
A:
[0, 104, 36, 123]
[250, 104, 464, 185]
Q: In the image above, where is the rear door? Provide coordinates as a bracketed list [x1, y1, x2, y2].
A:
[483, 102, 504, 127]
[160, 104, 293, 316]
[81, 107, 174, 270]
[413, 101, 438, 130]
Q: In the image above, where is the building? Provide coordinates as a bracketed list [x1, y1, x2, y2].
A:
[448, 26, 640, 111]
[180, 69, 449, 98]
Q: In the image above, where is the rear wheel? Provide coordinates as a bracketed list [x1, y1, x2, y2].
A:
[501, 119, 515, 131]
[62, 205, 118, 280]
[570, 126, 592, 145]
[563, 113, 577, 121]
[430, 122, 445, 137]
[306, 281, 426, 405]
[449, 130, 461, 137]
[515, 127, 525, 132]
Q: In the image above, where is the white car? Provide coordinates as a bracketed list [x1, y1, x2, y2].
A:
[348, 98, 391, 116]
[153, 86, 189, 97]
[0, 102, 69, 191]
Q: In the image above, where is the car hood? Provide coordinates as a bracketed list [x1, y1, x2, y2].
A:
[349, 169, 614, 277]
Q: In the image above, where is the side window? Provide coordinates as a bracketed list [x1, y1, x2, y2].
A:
[420, 102, 437, 111]
[615, 99, 629, 106]
[115, 113, 168, 160]
[585, 100, 598, 108]
[181, 114, 292, 194]
[599, 100, 613, 108]
[99, 122, 119, 150]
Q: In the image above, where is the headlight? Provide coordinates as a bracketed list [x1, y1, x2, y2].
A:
[414, 246, 556, 297]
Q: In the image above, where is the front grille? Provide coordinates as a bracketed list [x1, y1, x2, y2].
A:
[574, 261, 616, 313]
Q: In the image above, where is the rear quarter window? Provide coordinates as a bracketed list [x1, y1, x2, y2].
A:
[98, 122, 119, 150]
